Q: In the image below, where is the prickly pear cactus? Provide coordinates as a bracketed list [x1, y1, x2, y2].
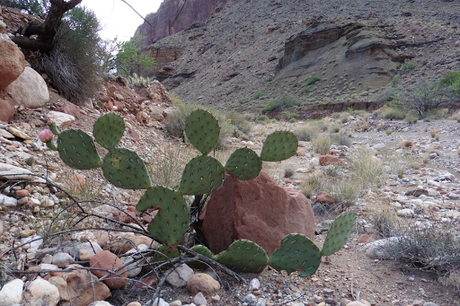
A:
[321, 210, 356, 256]
[215, 239, 268, 273]
[269, 233, 321, 277]
[137, 186, 189, 246]
[102, 148, 152, 189]
[93, 113, 125, 150]
[225, 147, 262, 180]
[178, 155, 225, 195]
[260, 131, 298, 162]
[154, 244, 180, 262]
[187, 245, 215, 269]
[57, 129, 101, 169]
[185, 109, 220, 155]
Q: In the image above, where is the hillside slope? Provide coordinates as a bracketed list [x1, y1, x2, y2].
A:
[138, 0, 460, 116]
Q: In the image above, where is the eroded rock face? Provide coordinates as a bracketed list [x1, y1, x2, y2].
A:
[136, 0, 231, 47]
[198, 171, 315, 255]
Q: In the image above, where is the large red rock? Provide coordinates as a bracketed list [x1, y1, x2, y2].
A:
[319, 155, 345, 166]
[90, 250, 127, 289]
[0, 36, 25, 90]
[199, 171, 315, 255]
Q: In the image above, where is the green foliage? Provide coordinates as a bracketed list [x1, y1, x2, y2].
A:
[114, 34, 156, 76]
[401, 80, 448, 119]
[57, 129, 101, 170]
[178, 155, 225, 195]
[225, 147, 262, 180]
[277, 46, 284, 52]
[1, 0, 48, 17]
[93, 113, 125, 150]
[321, 210, 356, 256]
[400, 60, 418, 74]
[216, 239, 268, 273]
[439, 70, 460, 100]
[264, 95, 301, 112]
[40, 6, 107, 103]
[253, 91, 266, 99]
[266, 77, 273, 82]
[260, 131, 298, 161]
[185, 110, 220, 155]
[305, 75, 321, 86]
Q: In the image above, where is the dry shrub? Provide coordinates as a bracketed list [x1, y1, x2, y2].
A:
[311, 134, 333, 154]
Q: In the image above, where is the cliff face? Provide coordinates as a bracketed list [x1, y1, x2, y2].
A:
[136, 0, 231, 47]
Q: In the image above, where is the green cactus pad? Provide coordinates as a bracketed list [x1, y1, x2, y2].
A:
[321, 210, 356, 256]
[57, 129, 101, 169]
[215, 239, 268, 273]
[137, 186, 189, 246]
[187, 245, 215, 269]
[93, 113, 125, 150]
[260, 131, 298, 162]
[184, 109, 220, 155]
[178, 155, 225, 195]
[154, 244, 180, 262]
[269, 234, 321, 277]
[225, 147, 262, 180]
[102, 148, 152, 189]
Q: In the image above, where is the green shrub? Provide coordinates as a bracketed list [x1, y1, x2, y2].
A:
[114, 34, 156, 76]
[294, 126, 317, 141]
[277, 46, 284, 52]
[381, 107, 406, 120]
[400, 60, 418, 74]
[266, 77, 273, 82]
[253, 91, 266, 99]
[300, 86, 311, 93]
[264, 95, 301, 112]
[440, 71, 460, 100]
[39, 6, 107, 103]
[386, 129, 393, 135]
[305, 75, 321, 86]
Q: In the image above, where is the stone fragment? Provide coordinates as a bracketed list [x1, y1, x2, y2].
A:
[88, 302, 115, 306]
[52, 252, 73, 268]
[47, 276, 69, 301]
[319, 155, 345, 166]
[0, 35, 25, 89]
[6, 67, 49, 108]
[0, 162, 45, 182]
[152, 298, 169, 306]
[46, 111, 75, 129]
[194, 292, 207, 305]
[63, 264, 111, 306]
[56, 102, 81, 119]
[397, 208, 415, 217]
[365, 237, 402, 259]
[126, 303, 142, 306]
[166, 263, 194, 287]
[7, 126, 30, 139]
[0, 194, 17, 207]
[315, 191, 334, 204]
[0, 95, 15, 122]
[199, 171, 315, 255]
[346, 302, 368, 306]
[0, 278, 24, 306]
[90, 250, 127, 289]
[249, 278, 260, 291]
[23, 278, 60, 306]
[187, 273, 221, 295]
[357, 234, 376, 243]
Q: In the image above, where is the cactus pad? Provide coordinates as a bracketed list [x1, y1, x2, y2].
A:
[137, 186, 189, 246]
[321, 210, 356, 256]
[225, 147, 262, 180]
[260, 131, 298, 162]
[102, 148, 152, 189]
[215, 239, 268, 273]
[188, 245, 215, 269]
[57, 129, 101, 169]
[178, 155, 225, 195]
[154, 244, 180, 262]
[269, 234, 321, 277]
[184, 109, 220, 155]
[93, 113, 125, 150]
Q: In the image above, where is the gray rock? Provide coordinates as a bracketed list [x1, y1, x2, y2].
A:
[0, 194, 17, 207]
[47, 111, 75, 129]
[166, 263, 194, 287]
[256, 298, 267, 306]
[67, 241, 102, 258]
[52, 252, 73, 268]
[0, 278, 24, 305]
[243, 293, 257, 304]
[397, 208, 415, 217]
[372, 143, 385, 149]
[0, 162, 45, 182]
[5, 67, 49, 108]
[423, 303, 439, 306]
[20, 235, 43, 253]
[23, 278, 59, 306]
[365, 237, 402, 259]
[194, 292, 207, 305]
[151, 298, 169, 306]
[249, 278, 260, 291]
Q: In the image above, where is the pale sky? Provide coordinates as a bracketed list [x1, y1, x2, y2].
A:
[82, 0, 162, 41]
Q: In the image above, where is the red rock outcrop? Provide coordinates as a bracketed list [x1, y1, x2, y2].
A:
[0, 35, 25, 90]
[198, 171, 316, 255]
[136, 0, 231, 47]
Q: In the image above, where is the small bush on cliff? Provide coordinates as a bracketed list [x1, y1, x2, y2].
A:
[114, 34, 156, 76]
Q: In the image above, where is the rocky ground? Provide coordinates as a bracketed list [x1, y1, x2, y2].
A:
[0, 79, 460, 306]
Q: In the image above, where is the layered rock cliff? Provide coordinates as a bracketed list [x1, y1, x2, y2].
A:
[136, 0, 230, 47]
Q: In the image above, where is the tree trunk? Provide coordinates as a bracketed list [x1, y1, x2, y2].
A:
[11, 0, 82, 53]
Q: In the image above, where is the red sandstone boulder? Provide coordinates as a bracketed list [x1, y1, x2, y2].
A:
[199, 171, 315, 255]
[90, 250, 127, 289]
[319, 155, 345, 166]
[0, 92, 15, 122]
[315, 191, 334, 205]
[0, 36, 25, 90]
